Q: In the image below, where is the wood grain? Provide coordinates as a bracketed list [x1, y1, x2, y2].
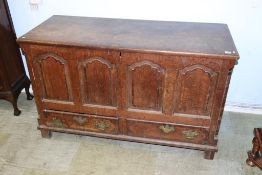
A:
[17, 15, 239, 58]
[18, 16, 239, 159]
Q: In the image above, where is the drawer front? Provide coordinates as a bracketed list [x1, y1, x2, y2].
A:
[126, 119, 208, 144]
[44, 111, 118, 134]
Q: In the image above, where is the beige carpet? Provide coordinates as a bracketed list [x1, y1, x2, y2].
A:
[0, 93, 261, 175]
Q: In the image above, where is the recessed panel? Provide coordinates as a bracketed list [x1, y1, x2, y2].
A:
[78, 57, 116, 106]
[128, 61, 164, 111]
[33, 53, 72, 102]
[174, 65, 217, 116]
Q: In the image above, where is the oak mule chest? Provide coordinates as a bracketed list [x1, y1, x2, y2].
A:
[18, 15, 239, 159]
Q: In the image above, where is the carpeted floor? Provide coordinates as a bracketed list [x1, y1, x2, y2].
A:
[0, 93, 261, 175]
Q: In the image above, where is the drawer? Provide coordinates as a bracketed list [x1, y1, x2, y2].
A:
[126, 119, 208, 144]
[44, 110, 118, 134]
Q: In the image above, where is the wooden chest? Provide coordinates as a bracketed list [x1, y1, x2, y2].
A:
[17, 15, 239, 159]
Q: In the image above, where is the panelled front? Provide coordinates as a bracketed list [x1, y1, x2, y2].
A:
[119, 52, 177, 114]
[29, 47, 225, 123]
[127, 61, 164, 111]
[173, 65, 218, 116]
[32, 53, 73, 102]
[120, 52, 222, 123]
[76, 49, 119, 108]
[28, 46, 120, 117]
[18, 16, 239, 159]
[118, 52, 225, 146]
[26, 45, 232, 157]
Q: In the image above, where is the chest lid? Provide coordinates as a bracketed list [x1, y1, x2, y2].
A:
[17, 15, 239, 59]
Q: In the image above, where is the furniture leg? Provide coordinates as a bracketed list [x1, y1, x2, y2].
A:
[25, 78, 34, 100]
[204, 150, 215, 160]
[246, 128, 262, 169]
[246, 151, 256, 167]
[12, 95, 21, 116]
[40, 129, 52, 138]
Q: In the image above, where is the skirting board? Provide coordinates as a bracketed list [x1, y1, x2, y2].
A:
[225, 104, 262, 115]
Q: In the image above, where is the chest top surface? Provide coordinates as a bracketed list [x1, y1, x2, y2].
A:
[17, 15, 239, 58]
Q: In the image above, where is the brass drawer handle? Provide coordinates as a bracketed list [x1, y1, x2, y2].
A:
[95, 121, 109, 131]
[51, 118, 67, 128]
[73, 116, 88, 126]
[182, 130, 198, 139]
[159, 124, 175, 133]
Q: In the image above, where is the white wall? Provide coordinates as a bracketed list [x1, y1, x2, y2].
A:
[7, 0, 262, 108]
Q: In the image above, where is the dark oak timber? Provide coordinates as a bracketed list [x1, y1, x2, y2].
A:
[0, 0, 33, 116]
[17, 15, 239, 159]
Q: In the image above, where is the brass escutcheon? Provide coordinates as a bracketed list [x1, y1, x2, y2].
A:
[95, 121, 109, 131]
[73, 116, 88, 126]
[159, 124, 175, 133]
[182, 130, 198, 139]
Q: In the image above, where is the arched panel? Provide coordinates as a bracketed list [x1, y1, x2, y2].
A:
[78, 57, 116, 106]
[128, 60, 165, 111]
[33, 53, 73, 101]
[173, 64, 218, 116]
